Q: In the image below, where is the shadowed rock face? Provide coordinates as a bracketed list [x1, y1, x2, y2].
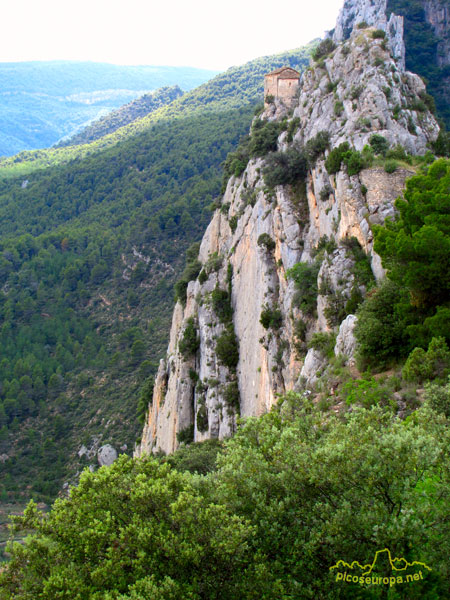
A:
[135, 0, 441, 457]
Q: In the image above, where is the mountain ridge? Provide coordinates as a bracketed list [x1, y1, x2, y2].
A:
[0, 61, 219, 156]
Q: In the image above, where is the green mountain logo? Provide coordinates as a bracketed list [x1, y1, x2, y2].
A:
[330, 548, 431, 587]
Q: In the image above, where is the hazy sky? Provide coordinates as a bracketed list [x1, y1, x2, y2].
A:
[3, 0, 344, 70]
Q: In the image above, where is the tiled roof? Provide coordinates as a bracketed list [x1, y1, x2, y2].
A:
[265, 66, 300, 79]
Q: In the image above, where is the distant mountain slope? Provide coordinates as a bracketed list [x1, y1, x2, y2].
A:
[0, 47, 314, 178]
[0, 61, 218, 156]
[58, 86, 184, 147]
[0, 45, 313, 504]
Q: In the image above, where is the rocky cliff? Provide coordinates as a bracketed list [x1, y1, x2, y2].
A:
[424, 0, 450, 68]
[135, 0, 440, 456]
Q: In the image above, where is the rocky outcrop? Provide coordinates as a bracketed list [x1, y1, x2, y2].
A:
[135, 0, 441, 456]
[296, 27, 438, 154]
[334, 314, 358, 361]
[97, 444, 118, 467]
[333, 0, 405, 69]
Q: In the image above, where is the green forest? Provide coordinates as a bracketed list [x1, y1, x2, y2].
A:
[1, 395, 449, 599]
[0, 46, 313, 504]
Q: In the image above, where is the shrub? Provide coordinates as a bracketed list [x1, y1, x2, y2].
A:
[223, 381, 240, 411]
[343, 376, 390, 408]
[319, 185, 333, 201]
[287, 261, 320, 317]
[257, 233, 276, 252]
[350, 85, 363, 100]
[265, 94, 275, 104]
[369, 134, 389, 156]
[403, 337, 450, 383]
[357, 21, 368, 29]
[259, 305, 283, 330]
[313, 235, 337, 257]
[176, 425, 195, 445]
[355, 280, 410, 369]
[216, 326, 239, 369]
[325, 142, 350, 174]
[311, 38, 336, 61]
[222, 137, 251, 189]
[410, 99, 427, 113]
[385, 144, 410, 162]
[166, 439, 223, 474]
[249, 120, 282, 157]
[305, 131, 330, 163]
[345, 285, 364, 314]
[342, 236, 374, 288]
[345, 150, 365, 176]
[196, 403, 208, 432]
[324, 291, 347, 327]
[372, 29, 386, 39]
[229, 215, 238, 233]
[286, 117, 301, 143]
[308, 332, 336, 358]
[179, 317, 200, 359]
[211, 286, 233, 324]
[263, 147, 308, 188]
[324, 144, 370, 176]
[205, 252, 223, 273]
[418, 90, 436, 114]
[424, 377, 450, 417]
[432, 130, 450, 157]
[198, 269, 208, 284]
[334, 101, 344, 117]
[384, 159, 398, 173]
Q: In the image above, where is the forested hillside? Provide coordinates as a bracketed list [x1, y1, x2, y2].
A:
[57, 86, 184, 147]
[0, 61, 218, 156]
[0, 46, 313, 505]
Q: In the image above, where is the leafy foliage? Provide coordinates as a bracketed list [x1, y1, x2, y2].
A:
[287, 260, 321, 317]
[178, 318, 200, 359]
[3, 400, 450, 598]
[311, 38, 337, 61]
[403, 337, 450, 383]
[355, 280, 411, 369]
[356, 159, 450, 369]
[263, 147, 308, 187]
[259, 305, 283, 330]
[211, 286, 233, 324]
[216, 326, 239, 370]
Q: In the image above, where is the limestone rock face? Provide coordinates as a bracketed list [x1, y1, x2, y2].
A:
[295, 27, 438, 155]
[134, 0, 442, 457]
[300, 349, 327, 386]
[97, 444, 117, 467]
[333, 0, 405, 69]
[334, 314, 358, 361]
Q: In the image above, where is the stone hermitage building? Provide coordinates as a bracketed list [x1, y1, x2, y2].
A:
[264, 67, 300, 105]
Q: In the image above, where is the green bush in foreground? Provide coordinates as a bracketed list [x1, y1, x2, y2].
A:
[2, 398, 450, 598]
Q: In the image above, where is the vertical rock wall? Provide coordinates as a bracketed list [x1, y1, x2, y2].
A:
[135, 0, 440, 457]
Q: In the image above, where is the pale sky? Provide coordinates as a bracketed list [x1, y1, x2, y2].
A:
[2, 0, 344, 70]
